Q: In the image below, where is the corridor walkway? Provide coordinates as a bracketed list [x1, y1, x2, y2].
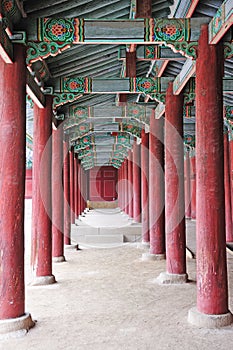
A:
[1, 201, 233, 349]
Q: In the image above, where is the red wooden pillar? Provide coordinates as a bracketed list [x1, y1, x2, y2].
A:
[157, 82, 187, 284]
[63, 138, 71, 245]
[31, 96, 56, 285]
[141, 129, 150, 243]
[188, 25, 232, 328]
[224, 133, 233, 242]
[190, 154, 196, 219]
[133, 141, 141, 222]
[184, 151, 191, 219]
[124, 159, 129, 214]
[128, 151, 133, 218]
[77, 159, 81, 217]
[0, 45, 34, 331]
[121, 164, 124, 211]
[52, 125, 65, 262]
[69, 148, 75, 223]
[80, 166, 85, 213]
[118, 166, 122, 210]
[146, 114, 165, 259]
[74, 156, 79, 218]
[230, 140, 233, 226]
[84, 169, 88, 210]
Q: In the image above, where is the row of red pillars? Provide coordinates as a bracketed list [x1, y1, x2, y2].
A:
[0, 45, 88, 329]
[118, 25, 233, 326]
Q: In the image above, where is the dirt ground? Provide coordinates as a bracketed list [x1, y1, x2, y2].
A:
[1, 201, 233, 350]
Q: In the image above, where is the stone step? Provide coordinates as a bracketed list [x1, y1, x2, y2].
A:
[71, 224, 141, 244]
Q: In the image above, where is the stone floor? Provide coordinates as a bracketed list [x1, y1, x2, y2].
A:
[1, 200, 233, 349]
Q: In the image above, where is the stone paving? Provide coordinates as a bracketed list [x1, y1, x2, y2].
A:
[1, 200, 233, 349]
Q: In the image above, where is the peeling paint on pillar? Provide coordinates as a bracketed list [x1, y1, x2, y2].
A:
[196, 24, 228, 315]
[0, 45, 26, 319]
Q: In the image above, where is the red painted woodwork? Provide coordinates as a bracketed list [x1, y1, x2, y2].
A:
[69, 148, 75, 224]
[224, 134, 233, 242]
[0, 45, 26, 319]
[32, 96, 53, 278]
[52, 126, 64, 258]
[196, 25, 228, 315]
[80, 167, 85, 211]
[25, 168, 33, 199]
[184, 152, 191, 218]
[165, 82, 186, 275]
[118, 165, 125, 211]
[190, 155, 196, 219]
[149, 114, 165, 255]
[89, 166, 117, 201]
[135, 0, 152, 18]
[128, 152, 134, 217]
[126, 51, 136, 77]
[63, 139, 71, 245]
[124, 160, 129, 213]
[133, 142, 141, 222]
[74, 156, 79, 217]
[230, 140, 233, 226]
[141, 130, 149, 242]
[76, 160, 81, 216]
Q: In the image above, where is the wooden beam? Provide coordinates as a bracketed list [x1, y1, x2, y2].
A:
[126, 51, 136, 78]
[209, 0, 233, 44]
[173, 59, 196, 95]
[157, 60, 169, 78]
[0, 22, 13, 63]
[53, 76, 173, 94]
[223, 78, 233, 94]
[27, 17, 209, 44]
[135, 0, 152, 19]
[118, 46, 185, 61]
[154, 104, 165, 119]
[66, 104, 154, 124]
[186, 0, 200, 18]
[26, 70, 45, 108]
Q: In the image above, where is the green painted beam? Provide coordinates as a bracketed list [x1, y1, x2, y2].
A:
[53, 76, 173, 94]
[209, 0, 233, 44]
[26, 17, 209, 44]
[118, 45, 185, 61]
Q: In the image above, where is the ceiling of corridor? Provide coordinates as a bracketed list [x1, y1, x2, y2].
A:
[3, 0, 232, 169]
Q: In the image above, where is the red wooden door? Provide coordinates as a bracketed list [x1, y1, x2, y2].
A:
[89, 166, 118, 201]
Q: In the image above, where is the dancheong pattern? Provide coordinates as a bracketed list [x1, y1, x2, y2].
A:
[144, 45, 160, 59]
[130, 77, 159, 94]
[225, 106, 233, 120]
[61, 77, 92, 93]
[145, 18, 189, 43]
[38, 18, 84, 43]
[69, 106, 90, 120]
[2, 0, 16, 16]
